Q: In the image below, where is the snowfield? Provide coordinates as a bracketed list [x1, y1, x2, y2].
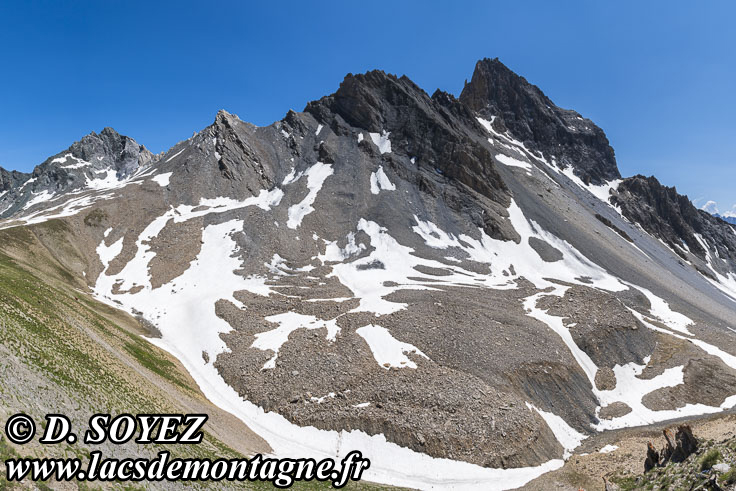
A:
[91, 190, 568, 490]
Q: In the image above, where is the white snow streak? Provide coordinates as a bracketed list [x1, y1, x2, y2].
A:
[165, 148, 185, 162]
[495, 154, 532, 172]
[151, 172, 172, 187]
[287, 162, 333, 229]
[356, 324, 428, 369]
[369, 166, 396, 194]
[526, 403, 587, 458]
[369, 131, 392, 154]
[22, 190, 56, 210]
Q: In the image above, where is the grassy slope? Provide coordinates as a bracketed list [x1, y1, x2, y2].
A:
[0, 222, 398, 490]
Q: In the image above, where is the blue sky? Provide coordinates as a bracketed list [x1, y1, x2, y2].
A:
[0, 1, 734, 213]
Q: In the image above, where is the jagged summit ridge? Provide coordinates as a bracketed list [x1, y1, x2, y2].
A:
[460, 57, 620, 185]
[303, 68, 513, 238]
[612, 174, 736, 271]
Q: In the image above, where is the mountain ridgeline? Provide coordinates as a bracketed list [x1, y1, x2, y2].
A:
[1, 58, 735, 490]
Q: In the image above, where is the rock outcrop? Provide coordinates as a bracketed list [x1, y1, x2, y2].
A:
[644, 425, 699, 472]
[0, 166, 30, 194]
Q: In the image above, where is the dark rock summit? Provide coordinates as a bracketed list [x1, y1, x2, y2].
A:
[460, 58, 620, 184]
[305, 69, 513, 238]
[612, 175, 736, 268]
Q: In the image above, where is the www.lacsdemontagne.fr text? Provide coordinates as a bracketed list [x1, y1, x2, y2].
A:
[6, 450, 371, 487]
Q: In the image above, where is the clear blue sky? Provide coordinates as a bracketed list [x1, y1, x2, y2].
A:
[1, 1, 734, 213]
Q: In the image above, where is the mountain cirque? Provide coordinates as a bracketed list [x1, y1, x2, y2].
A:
[1, 58, 736, 490]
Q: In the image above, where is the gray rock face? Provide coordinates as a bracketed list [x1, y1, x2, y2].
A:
[612, 175, 736, 275]
[305, 69, 512, 238]
[0, 166, 30, 193]
[0, 127, 157, 218]
[66, 127, 157, 178]
[460, 58, 620, 185]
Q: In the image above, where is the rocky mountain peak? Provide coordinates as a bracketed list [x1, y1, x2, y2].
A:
[215, 109, 241, 126]
[304, 69, 510, 213]
[61, 127, 156, 178]
[0, 166, 30, 193]
[0, 127, 157, 218]
[3, 57, 736, 491]
[304, 70, 417, 133]
[460, 58, 620, 184]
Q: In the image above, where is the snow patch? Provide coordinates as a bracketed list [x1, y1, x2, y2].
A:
[560, 165, 622, 207]
[318, 232, 366, 262]
[369, 131, 392, 154]
[22, 190, 56, 210]
[85, 170, 123, 191]
[55, 153, 91, 169]
[495, 154, 532, 172]
[628, 284, 693, 335]
[282, 167, 302, 186]
[151, 172, 172, 187]
[96, 237, 123, 271]
[356, 324, 428, 369]
[592, 358, 726, 430]
[369, 166, 396, 194]
[252, 312, 340, 369]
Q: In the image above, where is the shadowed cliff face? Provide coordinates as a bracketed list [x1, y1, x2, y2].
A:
[305, 69, 511, 212]
[460, 58, 620, 185]
[613, 175, 736, 266]
[0, 167, 30, 193]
